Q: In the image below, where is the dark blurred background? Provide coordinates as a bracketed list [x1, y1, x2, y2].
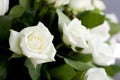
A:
[103, 0, 120, 80]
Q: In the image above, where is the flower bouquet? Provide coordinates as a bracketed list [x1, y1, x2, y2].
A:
[1, 0, 120, 80]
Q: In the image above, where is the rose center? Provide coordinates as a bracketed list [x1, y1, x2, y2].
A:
[27, 33, 45, 50]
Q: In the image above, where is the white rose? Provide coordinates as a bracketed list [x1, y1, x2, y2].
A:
[68, 0, 93, 13]
[82, 21, 110, 54]
[85, 68, 112, 80]
[106, 13, 118, 23]
[90, 21, 110, 42]
[9, 22, 56, 67]
[92, 0, 106, 10]
[82, 21, 115, 65]
[62, 18, 89, 51]
[92, 41, 115, 66]
[82, 35, 115, 66]
[82, 35, 100, 54]
[47, 0, 69, 7]
[0, 0, 9, 15]
[110, 33, 120, 58]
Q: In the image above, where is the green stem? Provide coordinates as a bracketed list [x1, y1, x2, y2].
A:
[56, 42, 64, 49]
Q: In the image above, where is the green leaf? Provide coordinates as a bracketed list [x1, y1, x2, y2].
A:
[59, 52, 92, 62]
[0, 16, 13, 47]
[56, 9, 71, 32]
[33, 0, 41, 11]
[77, 11, 105, 28]
[25, 58, 42, 80]
[9, 5, 25, 18]
[103, 65, 120, 77]
[49, 64, 76, 80]
[40, 64, 51, 80]
[108, 22, 120, 35]
[21, 9, 36, 26]
[0, 54, 8, 80]
[64, 58, 94, 71]
[72, 71, 86, 80]
[19, 0, 33, 9]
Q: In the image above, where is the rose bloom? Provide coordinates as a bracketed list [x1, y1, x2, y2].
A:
[92, 40, 115, 66]
[68, 0, 93, 13]
[0, 0, 9, 15]
[106, 13, 119, 23]
[82, 21, 111, 54]
[85, 68, 112, 80]
[62, 18, 89, 51]
[110, 32, 120, 59]
[90, 21, 110, 42]
[92, 0, 106, 10]
[82, 21, 115, 66]
[9, 22, 56, 67]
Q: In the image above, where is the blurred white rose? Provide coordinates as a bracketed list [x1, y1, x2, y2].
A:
[0, 0, 9, 15]
[82, 35, 100, 54]
[82, 21, 110, 54]
[92, 0, 106, 10]
[82, 21, 115, 66]
[92, 41, 115, 66]
[68, 0, 93, 13]
[9, 22, 56, 67]
[62, 18, 89, 51]
[110, 32, 120, 58]
[106, 13, 119, 23]
[82, 36, 115, 66]
[47, 0, 69, 7]
[85, 68, 112, 80]
[90, 21, 110, 42]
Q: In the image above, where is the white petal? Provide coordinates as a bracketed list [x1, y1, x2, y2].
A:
[0, 0, 9, 15]
[106, 13, 118, 23]
[63, 18, 89, 51]
[62, 24, 77, 46]
[55, 0, 69, 7]
[20, 22, 53, 38]
[30, 44, 56, 68]
[82, 39, 95, 54]
[69, 0, 93, 13]
[85, 68, 112, 80]
[82, 34, 102, 54]
[43, 44, 56, 59]
[20, 35, 51, 59]
[93, 0, 106, 10]
[90, 21, 110, 41]
[9, 30, 22, 54]
[113, 43, 120, 58]
[93, 43, 115, 66]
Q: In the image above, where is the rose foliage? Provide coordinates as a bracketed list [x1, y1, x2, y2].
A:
[0, 0, 120, 80]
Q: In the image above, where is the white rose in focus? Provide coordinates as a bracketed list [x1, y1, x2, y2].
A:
[62, 18, 89, 51]
[47, 0, 69, 7]
[85, 68, 112, 80]
[69, 0, 93, 13]
[9, 22, 56, 67]
[0, 0, 9, 15]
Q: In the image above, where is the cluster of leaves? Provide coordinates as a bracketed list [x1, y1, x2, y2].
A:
[0, 0, 120, 80]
